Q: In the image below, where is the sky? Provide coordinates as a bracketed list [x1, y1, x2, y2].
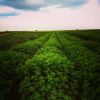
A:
[0, 0, 100, 31]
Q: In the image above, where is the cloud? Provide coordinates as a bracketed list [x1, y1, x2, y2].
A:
[98, 0, 100, 4]
[0, 6, 16, 13]
[45, 0, 88, 7]
[0, 0, 44, 10]
[0, 0, 100, 31]
[0, 6, 20, 17]
[0, 12, 18, 17]
[0, 0, 88, 10]
[25, 0, 45, 5]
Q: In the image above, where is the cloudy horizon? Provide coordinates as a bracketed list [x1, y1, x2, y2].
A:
[0, 0, 100, 31]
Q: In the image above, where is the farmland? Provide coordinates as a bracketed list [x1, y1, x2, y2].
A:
[0, 30, 100, 100]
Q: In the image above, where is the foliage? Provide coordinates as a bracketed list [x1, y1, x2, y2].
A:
[0, 31, 45, 51]
[0, 30, 100, 100]
[19, 33, 72, 100]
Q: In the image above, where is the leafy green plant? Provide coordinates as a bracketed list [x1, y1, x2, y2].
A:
[57, 32, 100, 99]
[19, 33, 73, 100]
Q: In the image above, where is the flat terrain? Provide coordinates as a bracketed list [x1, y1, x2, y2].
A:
[0, 30, 100, 100]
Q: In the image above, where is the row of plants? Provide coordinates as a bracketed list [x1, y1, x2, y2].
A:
[0, 33, 50, 100]
[11, 33, 50, 57]
[63, 30, 100, 42]
[62, 30, 100, 54]
[0, 31, 45, 51]
[0, 30, 99, 100]
[57, 32, 100, 100]
[19, 33, 73, 100]
[81, 40, 100, 55]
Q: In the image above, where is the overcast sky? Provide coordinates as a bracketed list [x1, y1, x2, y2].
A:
[0, 0, 100, 31]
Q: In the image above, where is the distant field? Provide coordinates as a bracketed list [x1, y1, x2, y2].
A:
[0, 30, 100, 100]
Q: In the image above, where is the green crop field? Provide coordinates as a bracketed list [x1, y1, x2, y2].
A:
[0, 30, 100, 100]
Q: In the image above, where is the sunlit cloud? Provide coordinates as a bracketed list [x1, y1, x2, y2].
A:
[0, 6, 19, 17]
[0, 0, 100, 31]
[0, 6, 16, 13]
[25, 0, 45, 5]
[0, 0, 88, 10]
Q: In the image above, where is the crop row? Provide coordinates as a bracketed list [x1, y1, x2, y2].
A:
[0, 31, 99, 100]
[0, 31, 46, 51]
[65, 30, 100, 42]
[0, 33, 50, 100]
[19, 33, 73, 100]
[56, 32, 100, 100]
[61, 31, 100, 54]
